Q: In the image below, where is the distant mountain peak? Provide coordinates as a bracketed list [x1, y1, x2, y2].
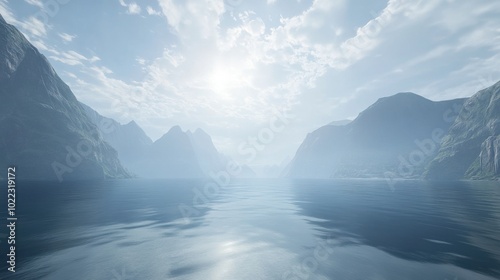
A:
[381, 92, 431, 103]
[0, 14, 5, 23]
[393, 91, 420, 97]
[193, 128, 211, 139]
[125, 120, 140, 128]
[155, 125, 185, 145]
[168, 125, 183, 134]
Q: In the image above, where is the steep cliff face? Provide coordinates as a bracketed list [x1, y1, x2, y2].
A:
[286, 92, 466, 178]
[0, 14, 129, 181]
[426, 81, 500, 180]
[477, 136, 500, 178]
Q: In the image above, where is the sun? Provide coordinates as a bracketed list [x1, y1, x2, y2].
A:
[207, 60, 250, 99]
[209, 67, 232, 96]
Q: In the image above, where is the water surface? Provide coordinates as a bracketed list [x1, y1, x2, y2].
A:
[1, 179, 499, 279]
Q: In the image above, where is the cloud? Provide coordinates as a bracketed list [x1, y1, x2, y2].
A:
[49, 50, 100, 66]
[24, 0, 43, 8]
[127, 3, 141, 14]
[59, 32, 76, 42]
[158, 0, 225, 40]
[119, 0, 141, 15]
[0, 0, 17, 24]
[22, 16, 48, 37]
[431, 1, 500, 33]
[146, 6, 161, 16]
[136, 57, 146, 65]
[0, 1, 50, 38]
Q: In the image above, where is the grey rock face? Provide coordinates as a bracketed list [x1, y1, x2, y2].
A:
[478, 136, 500, 177]
[0, 15, 129, 181]
[426, 81, 500, 180]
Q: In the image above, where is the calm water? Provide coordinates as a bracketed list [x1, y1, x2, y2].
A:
[1, 179, 500, 280]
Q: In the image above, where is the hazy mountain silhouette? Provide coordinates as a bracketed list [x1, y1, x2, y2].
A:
[135, 126, 256, 178]
[80, 102, 152, 175]
[135, 126, 205, 178]
[186, 128, 226, 175]
[286, 92, 466, 178]
[426, 81, 500, 180]
[81, 105, 255, 178]
[0, 15, 129, 181]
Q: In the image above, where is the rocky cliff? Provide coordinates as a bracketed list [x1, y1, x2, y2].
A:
[426, 81, 500, 180]
[0, 14, 129, 181]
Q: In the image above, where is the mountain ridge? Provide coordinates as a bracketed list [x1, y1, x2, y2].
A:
[0, 16, 130, 181]
[286, 92, 467, 179]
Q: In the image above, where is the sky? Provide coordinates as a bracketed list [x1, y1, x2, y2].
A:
[1, 0, 500, 170]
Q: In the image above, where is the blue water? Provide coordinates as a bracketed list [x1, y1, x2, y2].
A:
[1, 179, 499, 279]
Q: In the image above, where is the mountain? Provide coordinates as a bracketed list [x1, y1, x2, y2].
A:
[79, 100, 255, 179]
[0, 14, 129, 181]
[425, 81, 500, 180]
[187, 128, 226, 174]
[133, 126, 204, 178]
[136, 126, 256, 178]
[80, 102, 152, 175]
[286, 92, 466, 179]
[80, 103, 215, 178]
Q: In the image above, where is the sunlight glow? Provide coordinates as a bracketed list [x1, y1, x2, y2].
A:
[206, 59, 252, 99]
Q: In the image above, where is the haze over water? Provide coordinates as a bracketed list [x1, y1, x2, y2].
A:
[1, 179, 500, 280]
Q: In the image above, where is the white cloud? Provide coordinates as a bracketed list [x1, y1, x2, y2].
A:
[0, 1, 51, 38]
[432, 1, 500, 33]
[0, 0, 17, 24]
[49, 50, 100, 66]
[24, 0, 43, 8]
[456, 21, 500, 51]
[127, 3, 141, 14]
[119, 0, 141, 15]
[136, 57, 146, 65]
[158, 0, 225, 40]
[59, 32, 76, 42]
[22, 16, 48, 37]
[146, 6, 161, 16]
